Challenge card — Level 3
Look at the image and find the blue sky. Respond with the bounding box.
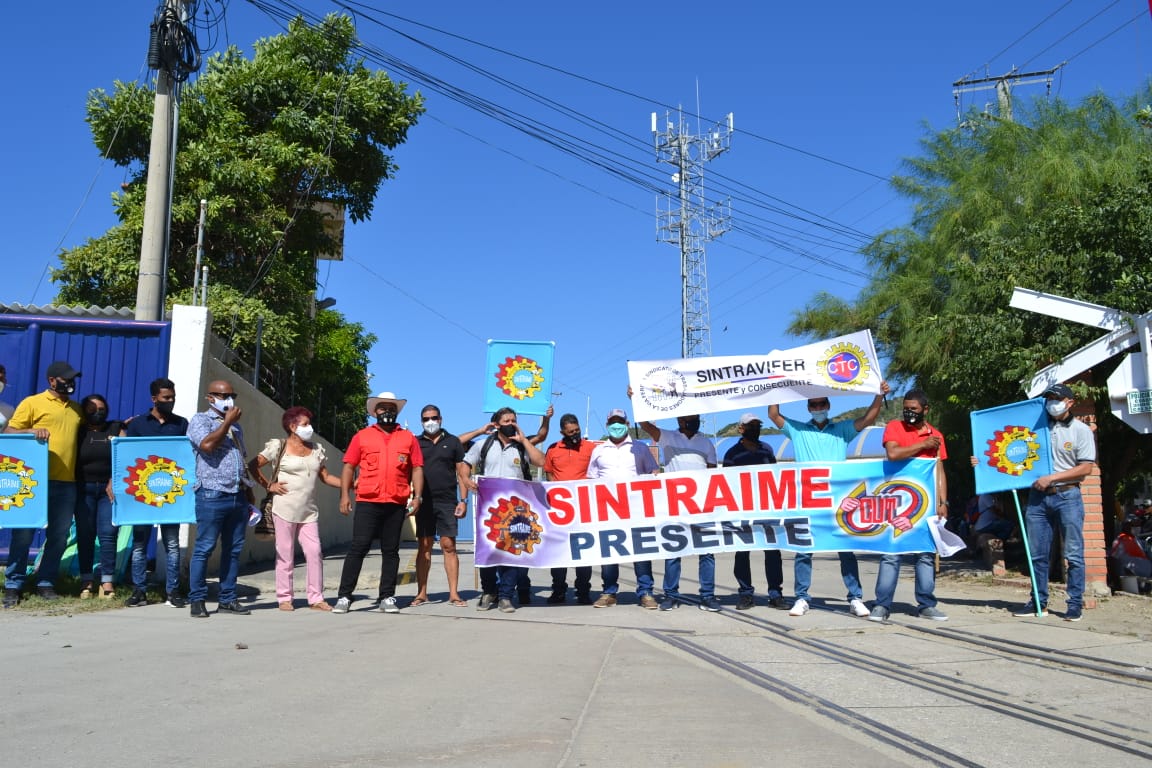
[2,1,1150,438]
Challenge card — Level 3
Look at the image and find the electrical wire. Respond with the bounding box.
[1019,0,1124,70]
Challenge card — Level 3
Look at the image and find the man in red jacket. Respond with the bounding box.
[333,391,424,615]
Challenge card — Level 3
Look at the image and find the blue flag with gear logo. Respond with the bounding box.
[970,398,1051,494]
[483,340,555,416]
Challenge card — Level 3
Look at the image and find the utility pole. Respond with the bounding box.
[136,0,199,320]
[952,64,1063,123]
[652,108,733,359]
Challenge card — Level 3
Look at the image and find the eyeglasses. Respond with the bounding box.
[209,392,237,399]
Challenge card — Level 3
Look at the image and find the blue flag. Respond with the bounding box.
[111,436,198,525]
[970,398,1051,494]
[0,434,50,529]
[483,340,555,416]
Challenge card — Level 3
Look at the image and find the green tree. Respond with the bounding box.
[54,14,422,445]
[788,87,1152,526]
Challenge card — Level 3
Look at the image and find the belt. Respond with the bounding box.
[1044,483,1080,494]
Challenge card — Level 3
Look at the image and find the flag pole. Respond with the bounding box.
[1013,491,1044,614]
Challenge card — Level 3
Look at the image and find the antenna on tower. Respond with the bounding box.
[652,106,733,359]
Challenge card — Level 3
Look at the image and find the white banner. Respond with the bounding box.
[627,330,883,422]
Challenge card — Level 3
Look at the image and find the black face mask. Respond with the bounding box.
[498,424,518,438]
[741,427,759,440]
[680,418,700,433]
[155,401,175,417]
[377,411,397,426]
[87,410,107,426]
[562,433,581,448]
[902,409,925,425]
[53,379,75,396]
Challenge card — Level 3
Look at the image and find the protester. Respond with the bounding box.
[3,361,84,608]
[460,407,546,613]
[767,381,889,617]
[586,408,660,608]
[73,394,121,600]
[543,413,597,604]
[869,388,949,622]
[412,404,468,608]
[186,380,253,618]
[250,406,341,611]
[1013,383,1096,621]
[635,402,721,611]
[122,378,189,608]
[333,392,424,615]
[721,414,786,610]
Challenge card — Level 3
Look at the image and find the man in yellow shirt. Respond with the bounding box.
[3,361,84,608]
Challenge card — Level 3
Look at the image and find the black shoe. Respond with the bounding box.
[575,592,592,605]
[767,595,786,609]
[125,590,148,607]
[36,586,59,601]
[736,595,755,611]
[189,600,210,618]
[518,590,532,605]
[165,595,186,609]
[2,588,19,609]
[217,601,251,615]
[546,589,567,605]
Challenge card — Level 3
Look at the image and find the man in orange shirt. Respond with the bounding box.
[333,391,424,615]
[543,414,597,604]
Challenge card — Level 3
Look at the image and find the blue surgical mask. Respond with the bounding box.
[810,410,829,424]
[607,423,629,439]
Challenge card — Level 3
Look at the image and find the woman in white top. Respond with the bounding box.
[249,406,341,611]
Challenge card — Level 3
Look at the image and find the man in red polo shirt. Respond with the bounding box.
[543,413,598,604]
[869,388,949,622]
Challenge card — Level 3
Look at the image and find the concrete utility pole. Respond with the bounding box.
[136,0,194,321]
[652,109,733,359]
[952,64,1063,123]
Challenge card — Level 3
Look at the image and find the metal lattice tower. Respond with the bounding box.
[653,109,733,358]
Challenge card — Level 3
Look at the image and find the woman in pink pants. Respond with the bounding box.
[249,407,341,611]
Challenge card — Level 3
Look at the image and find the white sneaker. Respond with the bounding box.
[332,597,351,614]
[850,599,870,617]
[381,596,400,614]
[788,598,809,616]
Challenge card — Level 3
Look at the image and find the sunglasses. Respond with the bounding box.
[210,392,237,399]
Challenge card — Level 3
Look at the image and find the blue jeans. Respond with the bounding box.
[794,552,864,603]
[662,554,716,599]
[188,489,248,603]
[600,561,654,597]
[131,524,181,595]
[733,549,784,597]
[874,552,937,610]
[5,481,77,589]
[74,481,117,583]
[496,566,528,601]
[1025,487,1085,611]
[478,566,530,597]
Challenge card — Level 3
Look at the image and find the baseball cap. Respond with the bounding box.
[739,413,761,426]
[606,408,629,422]
[1043,383,1074,400]
[46,361,80,379]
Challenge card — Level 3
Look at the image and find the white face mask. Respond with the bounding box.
[1046,400,1069,418]
[294,424,315,441]
[422,419,441,435]
[0,381,5,397]
[212,397,235,413]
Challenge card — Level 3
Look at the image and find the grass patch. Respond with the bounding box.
[4,576,167,615]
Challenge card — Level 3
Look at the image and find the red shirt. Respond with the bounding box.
[344,426,424,504]
[544,439,599,481]
[882,419,948,460]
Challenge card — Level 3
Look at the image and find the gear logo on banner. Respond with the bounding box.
[817,341,871,390]
[483,495,544,555]
[983,425,1041,476]
[835,480,929,538]
[495,355,545,400]
[637,365,687,413]
[123,454,189,507]
[0,456,37,511]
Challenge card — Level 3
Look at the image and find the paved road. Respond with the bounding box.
[4,548,1150,768]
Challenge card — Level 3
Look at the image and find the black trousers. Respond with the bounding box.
[337,502,407,600]
[550,566,593,594]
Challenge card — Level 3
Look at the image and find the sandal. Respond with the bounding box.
[449,598,468,607]
[79,584,94,600]
[409,597,428,608]
[99,585,115,599]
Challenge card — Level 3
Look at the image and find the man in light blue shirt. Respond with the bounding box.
[767,381,889,617]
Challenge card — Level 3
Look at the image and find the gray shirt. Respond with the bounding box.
[464,436,528,480]
[1049,416,1095,474]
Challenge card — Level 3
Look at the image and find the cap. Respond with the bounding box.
[606,408,629,422]
[738,413,761,426]
[366,391,407,415]
[1043,383,1074,400]
[46,361,80,379]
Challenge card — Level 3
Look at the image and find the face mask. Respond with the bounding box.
[422,419,441,435]
[53,379,75,396]
[155,401,175,417]
[680,418,700,433]
[87,410,107,426]
[1046,400,1069,418]
[0,381,5,396]
[741,426,760,439]
[376,411,397,425]
[902,408,924,425]
[212,397,234,413]
[809,410,829,424]
[607,423,629,439]
[562,433,581,447]
[498,423,518,438]
[294,424,315,441]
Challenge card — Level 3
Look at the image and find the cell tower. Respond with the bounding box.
[652,109,733,358]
